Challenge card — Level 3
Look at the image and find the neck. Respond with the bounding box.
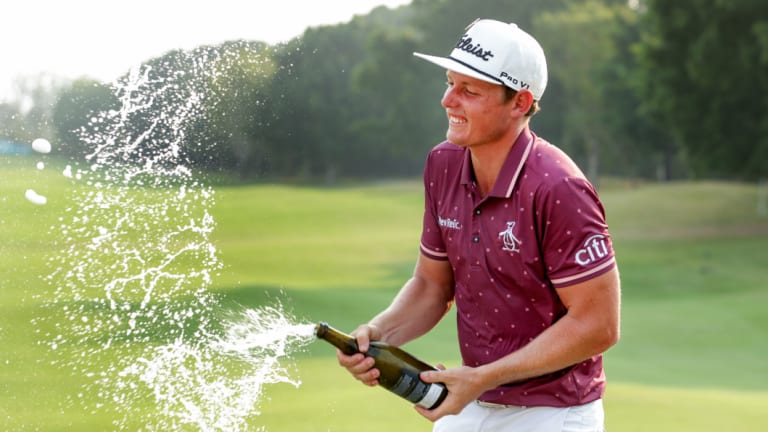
[471,125,527,196]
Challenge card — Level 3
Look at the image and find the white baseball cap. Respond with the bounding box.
[414,19,548,100]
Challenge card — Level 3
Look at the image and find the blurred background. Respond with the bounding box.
[1,0,767,430]
[2,0,766,183]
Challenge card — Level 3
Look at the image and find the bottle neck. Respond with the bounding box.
[315,322,359,356]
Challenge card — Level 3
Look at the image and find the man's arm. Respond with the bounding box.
[368,253,455,346]
[337,253,454,386]
[418,266,621,420]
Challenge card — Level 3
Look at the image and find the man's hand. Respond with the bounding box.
[414,365,485,422]
[336,324,381,386]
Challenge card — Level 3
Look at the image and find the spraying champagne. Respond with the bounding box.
[315,322,447,410]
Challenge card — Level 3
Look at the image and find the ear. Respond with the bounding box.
[512,90,534,116]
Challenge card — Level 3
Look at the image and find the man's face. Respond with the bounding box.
[440,70,515,148]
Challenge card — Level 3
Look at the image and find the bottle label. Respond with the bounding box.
[392,372,417,397]
[391,371,446,409]
[416,383,446,409]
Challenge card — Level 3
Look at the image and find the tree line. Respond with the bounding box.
[1,0,766,182]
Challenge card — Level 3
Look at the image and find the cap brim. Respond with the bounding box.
[413,52,503,86]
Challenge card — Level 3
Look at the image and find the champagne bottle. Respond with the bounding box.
[314,322,447,410]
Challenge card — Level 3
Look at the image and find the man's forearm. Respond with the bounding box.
[477,269,621,390]
[369,276,454,346]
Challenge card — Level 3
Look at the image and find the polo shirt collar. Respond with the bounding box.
[459,127,535,198]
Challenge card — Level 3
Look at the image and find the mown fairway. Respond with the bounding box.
[1,156,767,430]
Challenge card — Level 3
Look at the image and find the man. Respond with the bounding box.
[338,19,621,431]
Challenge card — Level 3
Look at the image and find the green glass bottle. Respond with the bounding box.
[315,322,448,410]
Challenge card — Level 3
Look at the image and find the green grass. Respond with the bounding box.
[2,156,767,430]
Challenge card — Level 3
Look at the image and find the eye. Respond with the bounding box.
[465,88,479,96]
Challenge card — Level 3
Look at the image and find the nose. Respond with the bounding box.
[441,86,458,109]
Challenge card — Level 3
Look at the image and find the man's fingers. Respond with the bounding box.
[420,368,443,384]
[359,367,380,386]
[337,351,379,385]
[336,351,364,367]
[352,325,373,352]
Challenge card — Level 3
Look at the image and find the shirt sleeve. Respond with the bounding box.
[538,176,616,288]
[420,151,449,261]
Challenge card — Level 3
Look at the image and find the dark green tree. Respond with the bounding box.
[2,74,64,146]
[200,41,277,178]
[267,17,388,181]
[535,0,662,180]
[349,27,440,176]
[0,102,26,142]
[636,0,768,179]
[52,79,118,158]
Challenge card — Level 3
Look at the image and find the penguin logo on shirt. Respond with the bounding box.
[499,221,521,253]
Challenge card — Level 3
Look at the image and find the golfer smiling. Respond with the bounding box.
[338,19,621,432]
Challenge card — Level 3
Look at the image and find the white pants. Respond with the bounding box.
[433,399,604,432]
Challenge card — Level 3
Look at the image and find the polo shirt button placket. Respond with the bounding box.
[472,207,481,244]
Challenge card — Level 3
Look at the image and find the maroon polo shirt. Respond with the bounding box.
[420,127,616,407]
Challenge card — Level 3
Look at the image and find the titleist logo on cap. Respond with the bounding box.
[455,35,494,61]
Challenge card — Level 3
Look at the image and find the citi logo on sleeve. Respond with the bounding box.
[574,234,610,266]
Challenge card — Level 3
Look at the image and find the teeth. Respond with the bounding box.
[449,115,466,124]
